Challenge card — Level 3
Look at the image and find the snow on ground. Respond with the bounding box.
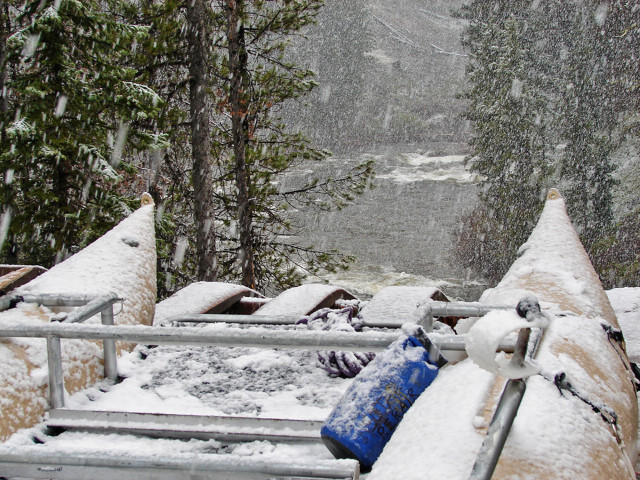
[4,321,355,466]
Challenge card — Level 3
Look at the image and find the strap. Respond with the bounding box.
[9,295,23,309]
[541,370,621,443]
[602,323,639,391]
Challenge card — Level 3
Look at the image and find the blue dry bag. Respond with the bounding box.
[321,328,447,470]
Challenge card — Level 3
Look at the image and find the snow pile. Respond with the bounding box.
[366,358,495,479]
[607,287,640,363]
[4,331,355,468]
[359,285,442,327]
[254,284,350,317]
[0,197,156,440]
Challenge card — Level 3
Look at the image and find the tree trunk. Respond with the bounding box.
[0,3,17,265]
[186,0,217,281]
[0,2,8,117]
[225,0,255,288]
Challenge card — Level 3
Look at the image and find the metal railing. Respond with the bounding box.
[0,297,516,410]
[0,295,523,480]
[0,292,122,408]
[468,297,547,480]
[166,300,513,329]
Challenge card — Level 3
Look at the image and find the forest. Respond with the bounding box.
[0,0,374,298]
[0,0,638,298]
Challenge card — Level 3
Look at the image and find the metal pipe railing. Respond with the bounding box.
[0,292,123,400]
[0,446,360,480]
[468,297,547,480]
[0,292,117,311]
[0,296,516,411]
[166,301,514,330]
[46,335,65,410]
[0,322,515,353]
[0,320,516,409]
[424,301,512,323]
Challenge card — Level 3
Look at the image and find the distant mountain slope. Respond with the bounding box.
[285,0,469,155]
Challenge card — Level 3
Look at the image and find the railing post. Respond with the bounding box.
[101,305,118,381]
[417,304,434,331]
[468,297,547,480]
[47,335,65,409]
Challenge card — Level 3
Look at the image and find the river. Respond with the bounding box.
[282,150,489,301]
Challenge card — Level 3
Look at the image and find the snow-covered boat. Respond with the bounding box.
[0,188,637,480]
[0,194,157,441]
[368,188,638,479]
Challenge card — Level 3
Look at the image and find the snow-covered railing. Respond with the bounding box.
[0,320,516,410]
[0,446,360,480]
[166,301,513,329]
[0,292,123,408]
[0,298,519,411]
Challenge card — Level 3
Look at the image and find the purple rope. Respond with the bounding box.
[298,306,375,378]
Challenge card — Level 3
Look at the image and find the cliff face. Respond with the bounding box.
[281,1,479,297]
[285,0,470,155]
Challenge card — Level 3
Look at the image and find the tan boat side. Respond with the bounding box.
[0,194,157,441]
[368,188,638,479]
[485,189,637,479]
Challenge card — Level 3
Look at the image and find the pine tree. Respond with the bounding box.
[543,1,619,252]
[213,0,373,292]
[581,1,640,289]
[123,0,219,295]
[187,0,218,282]
[453,0,637,285]
[452,1,551,282]
[0,0,163,266]
[127,1,373,295]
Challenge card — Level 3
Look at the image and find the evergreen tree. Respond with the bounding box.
[453,1,551,282]
[543,1,619,252]
[215,0,373,292]
[126,1,373,295]
[453,0,638,285]
[123,0,220,295]
[0,0,163,266]
[187,0,218,282]
[586,1,640,289]
[592,206,640,289]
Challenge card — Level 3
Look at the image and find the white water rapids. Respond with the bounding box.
[282,151,488,300]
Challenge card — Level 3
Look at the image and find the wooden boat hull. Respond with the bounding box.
[368,189,638,479]
[0,194,157,441]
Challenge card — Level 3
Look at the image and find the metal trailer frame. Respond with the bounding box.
[0,447,360,480]
[0,293,518,480]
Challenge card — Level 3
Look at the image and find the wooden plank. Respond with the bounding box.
[154,282,263,325]
[0,265,46,294]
